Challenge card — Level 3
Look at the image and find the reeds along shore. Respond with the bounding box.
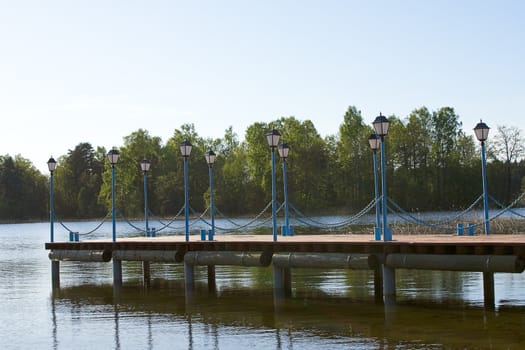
[377,217,525,235]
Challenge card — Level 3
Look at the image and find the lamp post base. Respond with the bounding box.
[280,226,294,236]
[384,227,392,241]
[374,227,381,241]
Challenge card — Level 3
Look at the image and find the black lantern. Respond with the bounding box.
[205,150,216,166]
[265,129,281,148]
[278,143,290,159]
[179,140,193,158]
[140,159,151,173]
[107,148,120,165]
[368,134,381,151]
[373,113,390,138]
[47,157,57,173]
[474,120,490,143]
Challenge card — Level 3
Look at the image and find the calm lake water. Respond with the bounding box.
[2,220,525,349]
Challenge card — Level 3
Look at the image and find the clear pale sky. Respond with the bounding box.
[1,0,524,173]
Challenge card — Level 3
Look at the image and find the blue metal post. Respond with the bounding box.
[111,165,117,242]
[380,138,391,241]
[282,159,289,235]
[271,148,278,242]
[49,172,55,242]
[372,151,381,241]
[184,157,190,242]
[481,141,490,234]
[209,166,215,237]
[143,171,149,236]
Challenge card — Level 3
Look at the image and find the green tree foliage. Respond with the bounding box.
[243,121,274,213]
[0,155,48,220]
[334,107,374,209]
[489,125,525,203]
[388,108,433,210]
[2,106,525,222]
[428,107,465,209]
[117,129,162,217]
[275,117,331,210]
[54,143,106,218]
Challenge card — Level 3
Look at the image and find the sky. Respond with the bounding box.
[1,0,524,173]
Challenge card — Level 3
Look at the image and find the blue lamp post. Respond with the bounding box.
[278,142,291,236]
[474,120,490,235]
[368,134,381,241]
[266,129,281,242]
[180,140,193,242]
[373,113,391,241]
[107,148,120,242]
[205,150,216,239]
[140,159,151,237]
[47,157,57,242]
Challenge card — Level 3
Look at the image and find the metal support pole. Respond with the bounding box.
[111,165,117,242]
[374,266,383,302]
[380,138,391,241]
[209,166,215,237]
[382,264,395,303]
[271,148,278,242]
[184,157,190,242]
[207,265,216,292]
[282,159,289,235]
[144,171,149,236]
[273,264,285,300]
[184,261,195,293]
[113,259,122,287]
[49,172,55,242]
[51,260,60,289]
[142,261,150,288]
[483,272,495,308]
[373,151,381,241]
[481,142,490,235]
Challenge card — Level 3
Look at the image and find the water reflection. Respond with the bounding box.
[50,281,525,349]
[114,304,121,350]
[51,291,58,350]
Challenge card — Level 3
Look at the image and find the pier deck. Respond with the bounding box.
[45,234,525,306]
[45,233,525,256]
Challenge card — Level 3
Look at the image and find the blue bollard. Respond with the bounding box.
[150,227,156,237]
[280,226,287,236]
[208,229,214,241]
[457,223,464,236]
[468,223,475,236]
[200,229,207,241]
[288,226,294,236]
[70,232,79,241]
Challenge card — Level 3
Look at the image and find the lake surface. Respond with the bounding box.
[2,221,525,349]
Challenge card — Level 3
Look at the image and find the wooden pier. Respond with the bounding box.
[45,234,525,307]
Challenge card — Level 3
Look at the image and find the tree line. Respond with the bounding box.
[1,105,524,222]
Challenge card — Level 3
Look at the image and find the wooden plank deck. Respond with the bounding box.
[45,233,525,257]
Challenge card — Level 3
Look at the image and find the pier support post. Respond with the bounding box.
[51,261,60,289]
[184,261,195,294]
[273,266,292,298]
[382,265,396,303]
[142,261,151,288]
[207,265,216,292]
[374,267,383,302]
[113,259,122,288]
[483,272,495,308]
